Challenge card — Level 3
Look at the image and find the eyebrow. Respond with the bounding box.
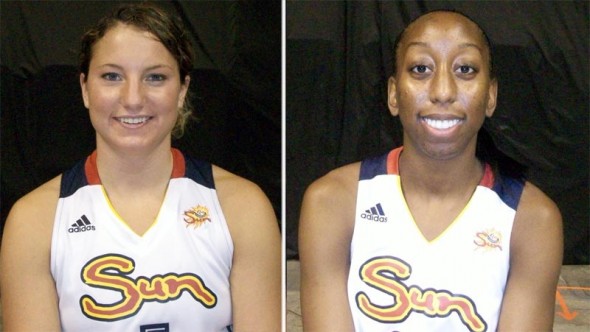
[406,41,483,52]
[97,63,174,71]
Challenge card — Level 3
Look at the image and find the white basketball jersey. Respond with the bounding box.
[51,149,234,331]
[348,147,523,332]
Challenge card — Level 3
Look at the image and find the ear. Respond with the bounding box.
[388,76,399,116]
[178,75,191,109]
[80,73,89,109]
[485,78,498,117]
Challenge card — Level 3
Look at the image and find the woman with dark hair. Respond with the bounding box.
[299,10,562,331]
[0,4,280,331]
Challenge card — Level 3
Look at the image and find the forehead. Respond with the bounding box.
[91,24,176,65]
[400,12,488,53]
[96,24,159,49]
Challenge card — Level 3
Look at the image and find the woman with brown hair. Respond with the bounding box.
[1,3,280,331]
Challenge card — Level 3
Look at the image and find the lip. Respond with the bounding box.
[114,116,153,128]
[420,115,464,136]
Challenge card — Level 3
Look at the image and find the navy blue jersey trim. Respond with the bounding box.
[60,159,88,198]
[359,153,388,181]
[60,152,216,198]
[491,175,525,211]
[359,150,524,210]
[184,156,215,190]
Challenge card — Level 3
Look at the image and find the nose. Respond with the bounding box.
[429,67,457,105]
[121,79,144,111]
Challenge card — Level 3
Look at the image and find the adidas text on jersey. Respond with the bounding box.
[68,215,96,233]
[360,203,388,222]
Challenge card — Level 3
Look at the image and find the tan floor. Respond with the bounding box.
[287,260,303,332]
[286,260,590,332]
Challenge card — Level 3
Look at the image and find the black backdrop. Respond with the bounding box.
[287,1,589,264]
[2,1,589,265]
[1,1,282,237]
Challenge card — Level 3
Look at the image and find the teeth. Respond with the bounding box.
[423,118,461,130]
[119,117,149,124]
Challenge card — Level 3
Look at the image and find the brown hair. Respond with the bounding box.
[79,3,195,138]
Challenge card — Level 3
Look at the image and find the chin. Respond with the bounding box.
[107,137,164,152]
[420,142,467,161]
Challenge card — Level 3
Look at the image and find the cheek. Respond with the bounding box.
[458,86,488,112]
[152,93,181,114]
[397,83,427,108]
[151,85,183,108]
[86,87,118,112]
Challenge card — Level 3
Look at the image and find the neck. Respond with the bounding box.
[399,143,483,196]
[95,141,174,194]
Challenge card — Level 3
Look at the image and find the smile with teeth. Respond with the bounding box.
[118,116,151,125]
[422,117,462,130]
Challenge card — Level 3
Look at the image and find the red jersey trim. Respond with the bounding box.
[171,148,186,179]
[385,146,494,187]
[85,151,101,185]
[386,147,402,175]
[479,164,494,188]
[84,149,186,185]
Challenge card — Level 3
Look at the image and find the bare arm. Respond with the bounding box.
[214,167,281,332]
[299,164,359,331]
[0,177,62,331]
[497,182,563,331]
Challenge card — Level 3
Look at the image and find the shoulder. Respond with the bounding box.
[8,175,62,228]
[211,166,281,330]
[515,181,562,231]
[0,175,63,332]
[511,181,563,259]
[303,162,361,208]
[212,165,272,212]
[2,175,62,269]
[299,162,361,244]
[211,165,278,238]
[497,181,563,330]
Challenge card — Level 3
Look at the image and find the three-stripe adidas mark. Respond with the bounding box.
[68,215,96,233]
[360,203,388,222]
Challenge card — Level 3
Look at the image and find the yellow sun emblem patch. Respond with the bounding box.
[474,228,503,251]
[184,205,211,228]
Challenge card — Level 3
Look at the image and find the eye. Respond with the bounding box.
[411,65,431,74]
[101,72,122,81]
[456,65,476,75]
[146,74,167,82]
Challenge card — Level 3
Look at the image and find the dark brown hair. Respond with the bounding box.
[79,3,195,137]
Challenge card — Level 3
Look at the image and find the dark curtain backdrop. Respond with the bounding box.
[1,1,282,237]
[287,1,589,264]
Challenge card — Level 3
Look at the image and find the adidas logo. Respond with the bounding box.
[360,203,388,222]
[68,215,96,233]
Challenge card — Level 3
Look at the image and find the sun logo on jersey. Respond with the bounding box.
[80,254,217,321]
[474,228,503,251]
[356,256,487,331]
[184,205,211,228]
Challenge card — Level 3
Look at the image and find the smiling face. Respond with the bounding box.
[80,23,189,154]
[388,11,497,161]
